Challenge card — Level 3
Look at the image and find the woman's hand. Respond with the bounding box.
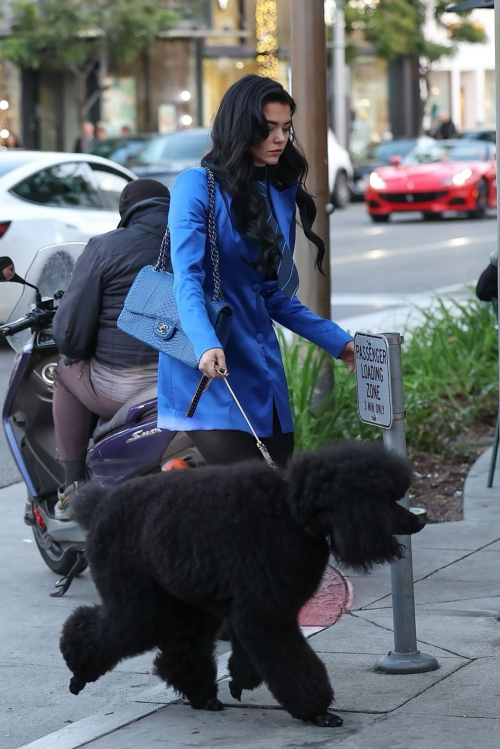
[339,340,355,373]
[199,348,227,379]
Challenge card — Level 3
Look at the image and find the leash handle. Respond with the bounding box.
[186,375,211,418]
[215,366,276,469]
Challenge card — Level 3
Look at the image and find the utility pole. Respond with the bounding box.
[290,0,330,320]
[333,0,347,147]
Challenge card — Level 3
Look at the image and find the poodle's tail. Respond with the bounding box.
[72,482,108,531]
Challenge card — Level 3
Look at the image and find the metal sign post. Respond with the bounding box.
[354,332,439,674]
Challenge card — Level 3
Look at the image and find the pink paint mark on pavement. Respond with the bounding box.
[298,565,352,627]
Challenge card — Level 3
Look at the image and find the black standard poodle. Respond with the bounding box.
[60,441,424,728]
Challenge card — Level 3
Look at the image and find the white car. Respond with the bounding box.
[328,129,353,208]
[0,151,135,322]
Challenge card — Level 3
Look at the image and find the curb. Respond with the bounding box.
[19,623,335,749]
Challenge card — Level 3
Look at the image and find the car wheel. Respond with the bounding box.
[467,178,488,219]
[370,214,390,223]
[332,170,350,208]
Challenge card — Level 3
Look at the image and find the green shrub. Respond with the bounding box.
[279,298,498,455]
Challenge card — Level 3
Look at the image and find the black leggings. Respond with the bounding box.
[188,406,294,469]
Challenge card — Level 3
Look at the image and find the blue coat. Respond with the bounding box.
[157,168,352,437]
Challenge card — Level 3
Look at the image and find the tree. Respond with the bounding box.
[345,0,487,128]
[1,0,178,125]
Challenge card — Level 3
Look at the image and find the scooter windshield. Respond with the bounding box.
[6,242,87,352]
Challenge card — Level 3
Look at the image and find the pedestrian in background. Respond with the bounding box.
[158,74,355,469]
[96,123,106,141]
[436,113,458,140]
[4,132,22,148]
[476,250,498,305]
[74,121,98,153]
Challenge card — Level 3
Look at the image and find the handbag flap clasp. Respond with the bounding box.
[154,320,176,339]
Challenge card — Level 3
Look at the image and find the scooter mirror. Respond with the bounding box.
[0,255,41,302]
[0,256,15,281]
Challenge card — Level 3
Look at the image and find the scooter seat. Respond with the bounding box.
[92,386,158,443]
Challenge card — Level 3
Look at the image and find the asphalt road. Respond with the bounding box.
[0,202,497,748]
[330,202,496,320]
[0,203,496,490]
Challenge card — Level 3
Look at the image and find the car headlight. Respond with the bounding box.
[442,168,473,187]
[369,172,387,190]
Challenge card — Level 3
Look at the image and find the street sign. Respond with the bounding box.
[354,332,393,428]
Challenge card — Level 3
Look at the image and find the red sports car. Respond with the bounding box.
[365,139,496,222]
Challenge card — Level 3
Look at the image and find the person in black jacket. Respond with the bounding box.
[52,178,170,519]
[476,250,498,304]
[436,113,458,140]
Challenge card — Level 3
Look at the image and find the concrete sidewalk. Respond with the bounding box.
[21,446,500,749]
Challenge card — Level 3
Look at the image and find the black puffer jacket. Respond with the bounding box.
[53,197,169,368]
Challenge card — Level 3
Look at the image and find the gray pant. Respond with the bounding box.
[53,360,125,462]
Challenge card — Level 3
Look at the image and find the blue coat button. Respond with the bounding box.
[256,333,264,343]
[252,283,260,292]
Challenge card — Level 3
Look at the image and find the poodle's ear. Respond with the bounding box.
[285,448,339,535]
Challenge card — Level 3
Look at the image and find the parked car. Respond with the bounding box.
[365,139,496,223]
[460,129,496,144]
[131,127,353,207]
[351,137,435,198]
[130,128,211,189]
[0,151,135,321]
[328,129,353,208]
[88,134,154,167]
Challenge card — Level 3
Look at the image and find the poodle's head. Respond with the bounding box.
[286,441,424,572]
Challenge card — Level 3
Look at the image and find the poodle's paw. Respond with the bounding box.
[205,697,224,712]
[69,675,87,695]
[190,696,224,712]
[229,680,242,701]
[309,710,343,728]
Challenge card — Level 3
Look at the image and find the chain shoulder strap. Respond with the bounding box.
[154,168,222,302]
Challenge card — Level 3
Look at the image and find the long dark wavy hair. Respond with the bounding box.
[202,74,326,277]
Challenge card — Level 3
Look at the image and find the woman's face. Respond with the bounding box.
[251,101,292,167]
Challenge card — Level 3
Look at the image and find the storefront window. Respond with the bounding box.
[484,70,495,126]
[350,57,389,155]
[0,59,21,148]
[102,77,137,137]
[165,0,209,28]
[426,71,451,134]
[202,57,289,126]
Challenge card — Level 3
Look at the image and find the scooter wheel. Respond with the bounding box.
[32,526,88,576]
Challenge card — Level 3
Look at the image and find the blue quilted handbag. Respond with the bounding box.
[118,168,232,368]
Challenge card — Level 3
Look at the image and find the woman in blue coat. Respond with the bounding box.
[158,75,354,466]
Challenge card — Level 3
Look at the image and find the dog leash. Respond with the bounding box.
[185,366,276,469]
[186,374,211,418]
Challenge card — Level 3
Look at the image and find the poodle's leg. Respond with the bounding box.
[228,632,263,701]
[153,601,222,712]
[232,614,342,727]
[60,581,162,694]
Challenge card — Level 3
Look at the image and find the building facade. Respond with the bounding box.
[0,0,294,151]
[426,9,495,132]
